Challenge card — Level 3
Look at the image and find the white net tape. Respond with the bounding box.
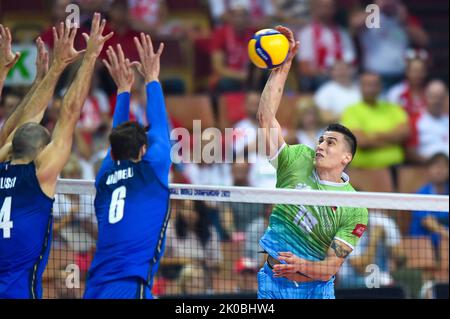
[56,179,449,212]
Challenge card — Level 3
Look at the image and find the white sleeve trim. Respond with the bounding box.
[268,143,287,162]
[334,237,355,251]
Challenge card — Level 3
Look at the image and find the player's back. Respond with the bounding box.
[87,159,170,287]
[0,162,54,299]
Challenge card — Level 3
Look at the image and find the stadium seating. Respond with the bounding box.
[401,236,436,270]
[346,168,395,193]
[166,95,215,131]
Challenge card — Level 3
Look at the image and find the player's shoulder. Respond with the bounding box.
[277,143,315,162]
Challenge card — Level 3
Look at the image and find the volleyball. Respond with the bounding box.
[248,29,290,70]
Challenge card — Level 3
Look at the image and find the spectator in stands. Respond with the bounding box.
[314,60,361,123]
[53,156,97,284]
[341,72,410,169]
[210,1,256,93]
[409,153,449,254]
[230,162,265,237]
[244,205,272,265]
[232,91,277,188]
[208,0,275,28]
[76,70,111,149]
[165,201,224,286]
[271,0,311,31]
[407,80,449,163]
[41,0,88,51]
[293,96,326,149]
[100,0,140,61]
[234,257,259,293]
[297,0,356,91]
[127,0,168,35]
[0,89,21,130]
[178,264,208,295]
[350,0,429,89]
[338,209,406,288]
[387,53,429,159]
[78,0,108,27]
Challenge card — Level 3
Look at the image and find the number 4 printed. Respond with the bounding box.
[0,197,13,239]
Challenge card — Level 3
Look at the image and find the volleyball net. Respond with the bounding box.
[44,179,449,299]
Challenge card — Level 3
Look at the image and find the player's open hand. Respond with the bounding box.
[0,24,20,72]
[103,44,135,94]
[133,32,164,83]
[272,252,304,277]
[274,26,299,65]
[52,21,85,66]
[82,13,114,59]
[35,37,49,82]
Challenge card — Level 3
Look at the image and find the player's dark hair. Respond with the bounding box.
[325,123,357,159]
[109,121,147,161]
[11,123,51,160]
[427,152,449,166]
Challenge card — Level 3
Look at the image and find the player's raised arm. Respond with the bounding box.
[257,26,299,159]
[103,44,135,128]
[0,37,49,147]
[0,22,85,147]
[0,24,20,99]
[133,33,171,177]
[35,13,113,197]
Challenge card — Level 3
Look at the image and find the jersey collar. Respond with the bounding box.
[313,169,350,187]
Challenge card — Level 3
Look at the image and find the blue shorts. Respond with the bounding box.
[257,263,335,299]
[84,277,153,299]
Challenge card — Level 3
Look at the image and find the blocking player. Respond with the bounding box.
[0,13,113,298]
[84,34,171,299]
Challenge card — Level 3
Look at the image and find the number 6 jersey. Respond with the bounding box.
[86,82,172,290]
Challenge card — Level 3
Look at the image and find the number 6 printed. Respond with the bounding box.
[109,186,126,224]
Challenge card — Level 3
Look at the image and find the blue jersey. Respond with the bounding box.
[0,162,54,299]
[86,82,171,290]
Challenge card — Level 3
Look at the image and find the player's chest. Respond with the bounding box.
[292,204,340,238]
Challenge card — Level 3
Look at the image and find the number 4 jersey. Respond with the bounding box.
[86,157,171,288]
[0,162,54,298]
[259,144,368,263]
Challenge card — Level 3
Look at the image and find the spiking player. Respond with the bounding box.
[0,13,113,298]
[256,26,368,299]
[84,34,171,299]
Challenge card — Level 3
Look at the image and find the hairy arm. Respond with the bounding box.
[35,13,113,198]
[257,26,299,158]
[0,22,85,147]
[0,24,21,99]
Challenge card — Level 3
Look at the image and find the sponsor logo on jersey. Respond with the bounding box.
[352,224,367,238]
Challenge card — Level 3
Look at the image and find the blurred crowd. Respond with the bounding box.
[1,0,448,298]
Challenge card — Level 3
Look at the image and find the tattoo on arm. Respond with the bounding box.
[331,240,351,259]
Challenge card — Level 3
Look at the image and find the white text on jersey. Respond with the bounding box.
[0,177,17,190]
[106,168,134,185]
